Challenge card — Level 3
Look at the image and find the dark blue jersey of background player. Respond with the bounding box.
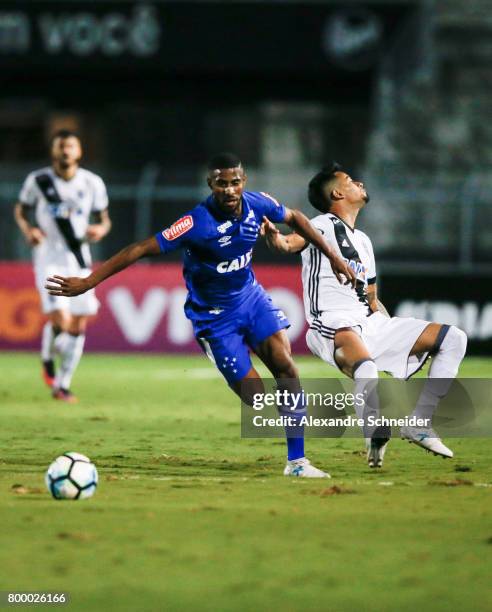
[154,190,288,320]
[46,153,356,477]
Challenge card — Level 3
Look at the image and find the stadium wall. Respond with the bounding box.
[1,262,491,355]
[0,262,307,354]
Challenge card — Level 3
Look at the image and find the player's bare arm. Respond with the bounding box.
[86,209,112,243]
[262,212,356,287]
[13,202,45,246]
[45,235,161,296]
[261,217,307,254]
[366,284,390,318]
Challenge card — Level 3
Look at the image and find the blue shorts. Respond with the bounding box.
[192,285,290,385]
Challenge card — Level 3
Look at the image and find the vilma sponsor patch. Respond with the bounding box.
[163,215,194,241]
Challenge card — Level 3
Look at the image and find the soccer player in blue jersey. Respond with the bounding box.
[46,153,356,477]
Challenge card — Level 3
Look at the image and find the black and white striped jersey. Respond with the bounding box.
[300,213,376,323]
[19,167,108,268]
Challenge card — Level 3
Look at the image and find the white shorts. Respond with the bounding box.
[34,261,99,316]
[306,311,430,379]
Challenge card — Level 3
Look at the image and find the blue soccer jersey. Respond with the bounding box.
[155,191,286,320]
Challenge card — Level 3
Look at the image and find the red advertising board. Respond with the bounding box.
[0,262,310,353]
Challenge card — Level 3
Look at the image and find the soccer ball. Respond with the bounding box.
[45,452,98,500]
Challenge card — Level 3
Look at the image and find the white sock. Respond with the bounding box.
[412,326,467,423]
[353,359,380,438]
[41,322,56,361]
[54,332,70,355]
[429,326,467,379]
[55,334,86,390]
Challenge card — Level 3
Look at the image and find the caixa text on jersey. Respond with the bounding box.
[216,251,253,274]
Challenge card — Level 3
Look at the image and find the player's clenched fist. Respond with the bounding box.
[86,224,107,243]
[25,227,45,246]
[45,275,90,297]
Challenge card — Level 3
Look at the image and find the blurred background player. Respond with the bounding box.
[262,163,468,468]
[45,152,356,477]
[13,130,111,403]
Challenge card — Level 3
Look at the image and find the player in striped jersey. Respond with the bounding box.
[14,130,111,402]
[262,163,467,468]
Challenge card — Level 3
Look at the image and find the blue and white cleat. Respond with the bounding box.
[283,457,330,478]
[400,425,453,458]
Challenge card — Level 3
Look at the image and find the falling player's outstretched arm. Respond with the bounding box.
[366,284,390,318]
[362,233,389,316]
[261,213,356,286]
[45,236,161,297]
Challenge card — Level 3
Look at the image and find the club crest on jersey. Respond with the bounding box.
[260,192,280,207]
[217,250,252,273]
[346,258,366,280]
[163,215,193,241]
[217,220,233,234]
[49,203,71,219]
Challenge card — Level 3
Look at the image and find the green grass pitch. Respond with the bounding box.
[0,352,491,611]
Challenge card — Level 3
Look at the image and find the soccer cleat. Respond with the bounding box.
[42,360,56,388]
[283,457,330,478]
[400,425,453,458]
[366,438,389,468]
[366,425,391,468]
[52,388,78,404]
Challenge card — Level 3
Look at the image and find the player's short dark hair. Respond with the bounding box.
[208,152,242,171]
[308,162,343,213]
[50,129,81,146]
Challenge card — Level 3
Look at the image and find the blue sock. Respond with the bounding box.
[277,387,306,461]
[287,436,305,461]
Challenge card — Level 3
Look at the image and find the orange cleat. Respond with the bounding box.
[42,360,56,388]
[52,388,78,404]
